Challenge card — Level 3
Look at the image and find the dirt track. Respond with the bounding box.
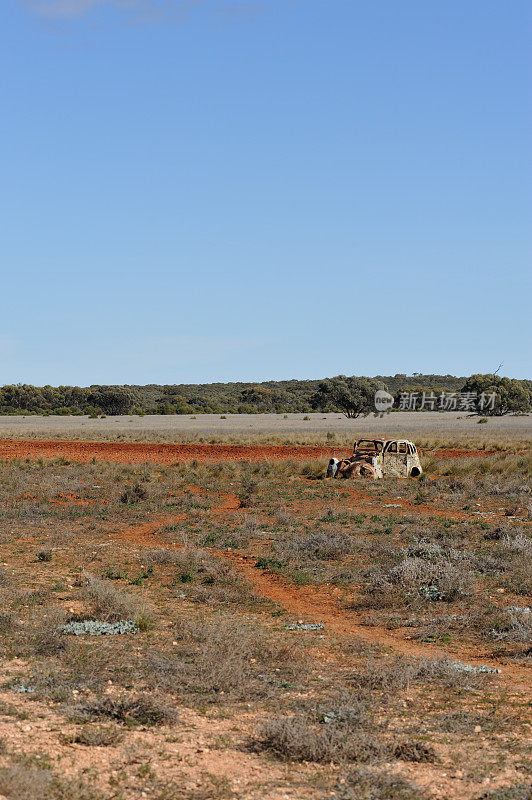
[3,439,529,689]
[222,552,532,688]
[102,492,531,691]
[0,439,493,464]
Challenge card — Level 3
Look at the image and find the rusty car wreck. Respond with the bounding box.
[327,438,422,479]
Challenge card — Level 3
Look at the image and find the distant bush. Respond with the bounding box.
[0,766,100,800]
[461,374,531,416]
[0,374,509,416]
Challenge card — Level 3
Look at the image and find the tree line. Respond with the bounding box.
[0,374,529,417]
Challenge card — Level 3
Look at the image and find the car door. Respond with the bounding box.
[383,441,408,476]
[383,440,399,475]
[397,441,409,475]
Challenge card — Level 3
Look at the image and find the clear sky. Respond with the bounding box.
[1,0,530,385]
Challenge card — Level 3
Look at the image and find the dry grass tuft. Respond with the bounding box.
[335,767,423,800]
[393,741,436,763]
[274,530,353,564]
[353,655,488,691]
[61,724,123,746]
[120,482,149,504]
[252,712,384,764]
[169,548,252,605]
[0,766,101,800]
[81,572,145,622]
[70,694,176,727]
[142,547,179,565]
[149,613,296,700]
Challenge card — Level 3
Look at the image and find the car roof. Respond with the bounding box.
[355,438,416,445]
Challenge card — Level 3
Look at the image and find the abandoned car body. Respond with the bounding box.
[327,439,422,479]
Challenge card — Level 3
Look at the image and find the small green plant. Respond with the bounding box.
[120,483,148,504]
[292,569,313,586]
[413,488,428,505]
[478,417,488,424]
[129,566,154,585]
[136,612,154,631]
[36,548,52,563]
[102,566,126,581]
[255,556,284,571]
[176,570,195,583]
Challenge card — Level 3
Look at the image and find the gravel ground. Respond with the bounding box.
[0,411,530,443]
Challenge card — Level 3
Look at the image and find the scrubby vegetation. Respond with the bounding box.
[1,373,529,416]
[0,449,530,799]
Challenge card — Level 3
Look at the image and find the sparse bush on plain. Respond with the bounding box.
[274,507,291,524]
[352,655,488,692]
[491,608,532,647]
[25,607,67,656]
[252,711,384,764]
[0,766,101,800]
[393,741,436,763]
[81,572,145,622]
[274,531,353,564]
[149,613,296,700]
[120,482,148,504]
[238,475,260,508]
[62,724,123,747]
[0,612,14,633]
[69,694,176,727]
[377,557,473,602]
[168,548,249,604]
[335,767,423,800]
[472,786,532,800]
[142,547,179,565]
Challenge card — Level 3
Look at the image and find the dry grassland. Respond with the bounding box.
[0,416,530,799]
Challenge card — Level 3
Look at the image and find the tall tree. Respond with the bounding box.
[461,374,531,415]
[312,376,381,418]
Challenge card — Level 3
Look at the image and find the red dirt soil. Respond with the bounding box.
[98,492,531,692]
[220,552,532,689]
[0,439,492,464]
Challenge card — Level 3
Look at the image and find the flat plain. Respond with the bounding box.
[0,413,530,800]
[1,411,530,444]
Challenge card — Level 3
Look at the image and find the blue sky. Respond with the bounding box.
[1,0,530,385]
